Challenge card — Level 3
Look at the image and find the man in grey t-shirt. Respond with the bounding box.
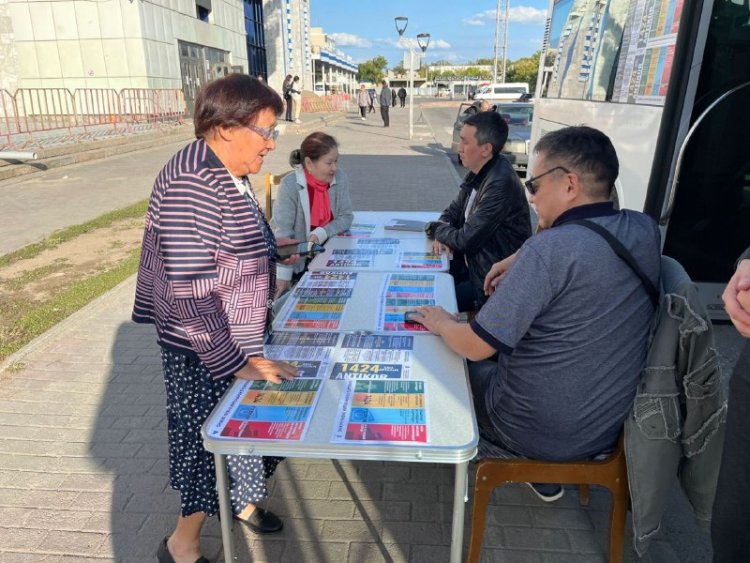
[415,126,660,497]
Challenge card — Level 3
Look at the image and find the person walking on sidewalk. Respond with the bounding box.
[290,76,302,123]
[398,87,407,108]
[356,84,370,120]
[367,88,375,113]
[712,245,750,562]
[379,80,391,127]
[391,88,397,107]
[132,74,300,563]
[282,74,293,121]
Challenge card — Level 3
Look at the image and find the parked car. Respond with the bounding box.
[451,101,533,175]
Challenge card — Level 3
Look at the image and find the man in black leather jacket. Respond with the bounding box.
[426,111,531,311]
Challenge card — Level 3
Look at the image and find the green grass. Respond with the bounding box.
[0,248,141,362]
[0,201,148,364]
[0,199,148,269]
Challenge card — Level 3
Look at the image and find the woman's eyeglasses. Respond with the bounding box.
[245,123,279,142]
[524,166,570,195]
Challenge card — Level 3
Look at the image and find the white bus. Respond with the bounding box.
[532,0,750,316]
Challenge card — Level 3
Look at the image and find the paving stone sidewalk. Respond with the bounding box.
[0,105,713,562]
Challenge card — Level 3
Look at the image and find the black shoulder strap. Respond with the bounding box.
[567,219,659,307]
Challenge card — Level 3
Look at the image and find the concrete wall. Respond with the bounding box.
[0,0,19,91]
[6,0,248,90]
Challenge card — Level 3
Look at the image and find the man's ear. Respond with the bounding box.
[565,170,583,201]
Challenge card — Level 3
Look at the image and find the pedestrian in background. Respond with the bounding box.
[356,84,370,120]
[133,74,300,563]
[392,88,397,107]
[282,74,293,121]
[398,87,407,108]
[379,80,391,127]
[290,76,302,123]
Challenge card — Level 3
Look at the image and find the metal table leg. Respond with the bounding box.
[450,461,469,563]
[215,453,235,563]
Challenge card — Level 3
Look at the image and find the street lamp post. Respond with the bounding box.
[394,16,430,140]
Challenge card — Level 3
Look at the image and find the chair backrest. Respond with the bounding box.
[263,170,292,219]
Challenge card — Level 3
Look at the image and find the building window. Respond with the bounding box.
[244,0,267,79]
[196,0,212,22]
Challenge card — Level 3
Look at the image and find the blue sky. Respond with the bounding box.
[310,0,550,67]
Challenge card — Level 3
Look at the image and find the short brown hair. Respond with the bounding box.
[193,74,283,139]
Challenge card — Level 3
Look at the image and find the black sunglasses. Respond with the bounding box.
[524,166,570,195]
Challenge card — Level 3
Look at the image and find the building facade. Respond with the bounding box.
[310,27,356,94]
[0,0,322,109]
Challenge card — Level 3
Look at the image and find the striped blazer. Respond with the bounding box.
[132,139,276,379]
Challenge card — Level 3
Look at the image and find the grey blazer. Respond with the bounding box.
[270,168,354,280]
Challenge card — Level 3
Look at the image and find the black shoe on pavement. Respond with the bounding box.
[156,536,210,563]
[235,507,284,535]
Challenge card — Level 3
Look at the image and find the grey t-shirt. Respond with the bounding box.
[471,203,661,460]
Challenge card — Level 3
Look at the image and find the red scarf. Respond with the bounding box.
[304,168,333,228]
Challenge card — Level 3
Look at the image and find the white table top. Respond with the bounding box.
[338,211,441,240]
[272,271,458,334]
[308,236,449,272]
[202,332,478,463]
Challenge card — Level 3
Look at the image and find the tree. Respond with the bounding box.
[357,56,388,84]
[473,58,494,66]
[391,63,406,76]
[506,51,543,91]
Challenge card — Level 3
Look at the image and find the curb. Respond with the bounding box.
[0,274,137,376]
[0,125,196,182]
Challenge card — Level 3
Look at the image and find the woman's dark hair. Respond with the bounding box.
[289,132,338,167]
[194,74,283,139]
[293,76,300,81]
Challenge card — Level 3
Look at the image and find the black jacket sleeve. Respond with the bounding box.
[438,186,470,226]
[434,173,518,253]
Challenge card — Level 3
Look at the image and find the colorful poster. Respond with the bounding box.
[377,273,436,332]
[208,379,322,441]
[613,0,684,105]
[356,238,400,254]
[332,380,428,444]
[337,223,376,237]
[340,334,414,364]
[265,331,338,361]
[397,252,444,269]
[279,272,358,330]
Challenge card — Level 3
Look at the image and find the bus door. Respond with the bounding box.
[647,0,750,319]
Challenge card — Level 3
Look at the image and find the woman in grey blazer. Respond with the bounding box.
[270,132,353,296]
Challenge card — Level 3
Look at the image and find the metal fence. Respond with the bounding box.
[0,88,186,148]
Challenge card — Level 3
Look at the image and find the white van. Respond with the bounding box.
[474,82,529,102]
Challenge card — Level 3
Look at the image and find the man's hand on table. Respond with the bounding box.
[414,306,458,336]
[723,258,750,337]
[235,356,298,384]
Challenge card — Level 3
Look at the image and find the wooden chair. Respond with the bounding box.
[467,432,629,563]
[263,170,292,219]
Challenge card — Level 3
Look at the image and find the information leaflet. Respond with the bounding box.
[332,380,428,444]
[337,223,376,238]
[207,379,322,441]
[279,272,357,330]
[377,273,436,332]
[397,251,444,269]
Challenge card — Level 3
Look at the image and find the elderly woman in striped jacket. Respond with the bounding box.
[132,74,299,563]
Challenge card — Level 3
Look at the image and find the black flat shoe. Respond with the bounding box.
[235,507,283,535]
[156,536,210,563]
